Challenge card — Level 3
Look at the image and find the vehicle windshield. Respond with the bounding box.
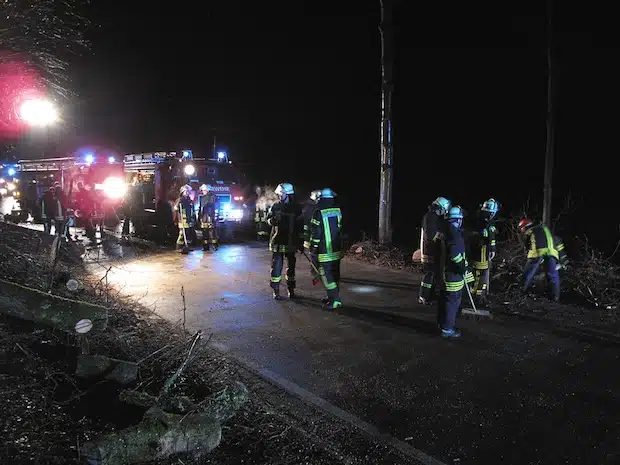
[201,163,242,184]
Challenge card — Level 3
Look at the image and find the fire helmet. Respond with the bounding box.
[320,188,336,199]
[200,184,212,193]
[275,183,295,196]
[446,206,464,221]
[481,198,499,218]
[179,184,191,195]
[518,218,534,233]
[432,197,451,215]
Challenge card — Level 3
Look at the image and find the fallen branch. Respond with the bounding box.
[75,354,138,385]
[0,278,108,333]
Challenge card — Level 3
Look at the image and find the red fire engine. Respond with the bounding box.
[123,149,251,239]
[17,154,127,224]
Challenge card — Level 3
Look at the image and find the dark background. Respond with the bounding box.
[21,1,620,246]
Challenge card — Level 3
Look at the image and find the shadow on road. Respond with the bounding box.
[294,296,439,336]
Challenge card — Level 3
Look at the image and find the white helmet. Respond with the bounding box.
[180,184,191,195]
[310,189,321,202]
[320,188,336,199]
[275,183,294,196]
[200,184,211,193]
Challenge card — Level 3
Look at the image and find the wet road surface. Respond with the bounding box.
[88,242,620,465]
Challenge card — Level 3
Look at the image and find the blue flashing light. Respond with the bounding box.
[85,153,94,164]
[217,151,226,159]
[7,168,16,176]
[108,156,115,163]
[222,202,232,211]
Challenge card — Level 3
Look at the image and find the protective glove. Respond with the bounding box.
[489,251,496,261]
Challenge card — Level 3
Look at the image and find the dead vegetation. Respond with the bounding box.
[0,222,356,464]
[347,233,418,270]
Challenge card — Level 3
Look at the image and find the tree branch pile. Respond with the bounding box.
[347,234,417,270]
[489,218,620,312]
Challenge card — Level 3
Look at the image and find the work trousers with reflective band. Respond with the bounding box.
[522,256,560,300]
[176,211,191,245]
[437,273,464,331]
[472,268,489,297]
[176,228,193,245]
[270,252,297,290]
[319,259,341,303]
[201,221,218,246]
[419,262,438,301]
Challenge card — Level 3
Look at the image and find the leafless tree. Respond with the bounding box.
[0,0,91,98]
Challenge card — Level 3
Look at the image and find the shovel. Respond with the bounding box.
[460,274,491,317]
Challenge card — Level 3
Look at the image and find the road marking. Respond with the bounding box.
[209,341,448,465]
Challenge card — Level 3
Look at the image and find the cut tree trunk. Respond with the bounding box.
[81,406,222,465]
[0,278,108,333]
[119,381,250,418]
[76,355,138,385]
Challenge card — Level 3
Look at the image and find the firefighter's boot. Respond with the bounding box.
[287,287,296,299]
[270,283,281,300]
[322,299,343,310]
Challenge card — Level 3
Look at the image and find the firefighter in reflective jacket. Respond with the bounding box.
[467,198,499,306]
[436,206,469,338]
[199,184,219,251]
[419,196,451,305]
[518,218,567,302]
[267,183,303,299]
[308,188,343,309]
[174,185,194,253]
[301,189,321,249]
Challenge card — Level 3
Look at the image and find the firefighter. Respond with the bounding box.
[254,186,269,241]
[39,184,55,234]
[51,183,69,239]
[436,205,467,338]
[301,189,321,249]
[75,182,96,238]
[308,188,343,309]
[267,183,303,299]
[467,198,499,307]
[174,185,194,253]
[198,184,219,251]
[518,218,567,302]
[418,196,451,305]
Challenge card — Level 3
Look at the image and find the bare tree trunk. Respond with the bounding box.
[543,0,555,226]
[378,0,394,244]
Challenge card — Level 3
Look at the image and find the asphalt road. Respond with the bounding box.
[88,242,620,465]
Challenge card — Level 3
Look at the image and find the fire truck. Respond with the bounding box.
[123,149,251,239]
[15,154,127,224]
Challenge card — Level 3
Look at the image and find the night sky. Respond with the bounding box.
[36,1,620,243]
